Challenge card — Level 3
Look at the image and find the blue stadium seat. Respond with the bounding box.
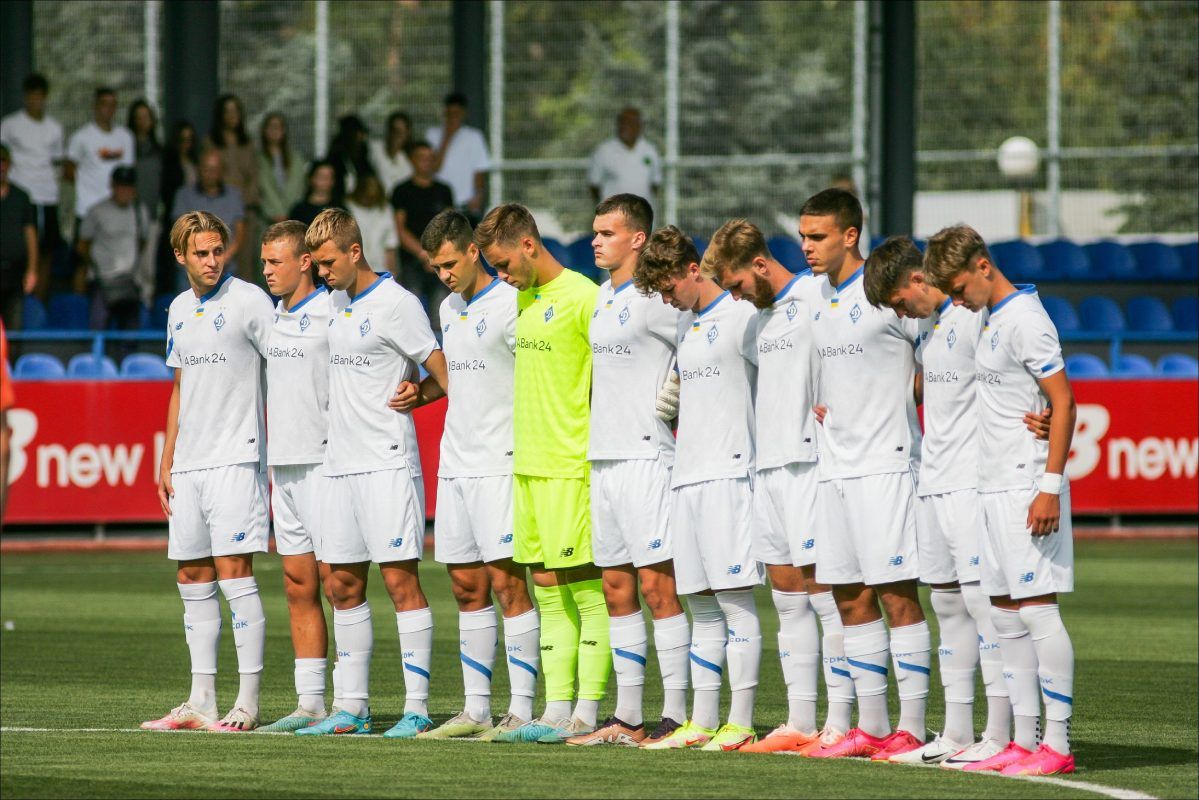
[767,236,808,273]
[14,353,66,379]
[67,353,119,379]
[1078,296,1125,333]
[1128,242,1183,280]
[1125,296,1174,333]
[1172,296,1198,332]
[989,240,1045,280]
[1065,353,1109,378]
[47,293,91,330]
[691,235,708,257]
[1037,240,1091,280]
[1083,241,1137,280]
[1174,241,1198,280]
[541,237,571,268]
[21,295,48,330]
[120,353,172,379]
[1113,353,1155,377]
[1041,296,1080,333]
[568,238,596,272]
[1157,353,1199,378]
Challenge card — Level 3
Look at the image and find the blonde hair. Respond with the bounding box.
[633,225,699,296]
[474,203,541,250]
[923,224,992,290]
[701,218,770,280]
[170,210,230,255]
[304,207,363,252]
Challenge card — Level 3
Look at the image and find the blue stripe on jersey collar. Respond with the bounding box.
[835,265,864,293]
[937,296,953,316]
[350,272,390,304]
[612,279,635,295]
[990,283,1036,315]
[286,285,327,313]
[466,277,500,306]
[199,271,233,303]
[773,275,801,304]
[698,290,729,317]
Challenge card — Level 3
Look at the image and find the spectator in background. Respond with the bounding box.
[0,73,61,302]
[157,121,198,296]
[67,88,135,226]
[391,140,453,324]
[76,166,150,330]
[369,110,413,196]
[288,160,339,227]
[347,173,397,275]
[588,106,661,209]
[128,100,162,220]
[1,320,13,518]
[172,148,245,265]
[257,112,307,226]
[326,114,373,197]
[426,92,489,221]
[0,144,38,330]
[208,94,260,284]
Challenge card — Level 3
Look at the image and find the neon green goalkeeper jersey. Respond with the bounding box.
[513,267,599,478]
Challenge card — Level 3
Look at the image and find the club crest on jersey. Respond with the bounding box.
[707,324,719,344]
[618,306,630,326]
[849,303,862,324]
[990,330,1000,350]
[947,328,957,348]
[476,318,487,337]
[299,313,311,332]
[786,301,798,321]
[213,312,226,331]
[544,305,555,323]
[360,318,371,337]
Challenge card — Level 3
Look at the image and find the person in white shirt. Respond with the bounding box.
[346,174,398,274]
[142,211,274,734]
[632,226,762,753]
[704,218,855,755]
[295,208,450,738]
[800,189,931,762]
[924,225,1078,778]
[588,108,662,210]
[426,92,490,218]
[368,111,414,196]
[66,87,135,224]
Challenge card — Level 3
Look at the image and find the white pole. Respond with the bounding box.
[144,1,161,112]
[315,0,330,157]
[665,0,680,227]
[852,0,868,227]
[489,0,505,207]
[1046,0,1062,237]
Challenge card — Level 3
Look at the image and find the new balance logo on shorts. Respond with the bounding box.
[647,539,663,550]
[389,537,404,548]
[559,547,574,558]
[230,531,246,542]
[801,538,815,550]
[1019,571,1035,583]
[969,556,980,566]
[888,555,904,566]
[727,564,742,575]
[499,533,513,544]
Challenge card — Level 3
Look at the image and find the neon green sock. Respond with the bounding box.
[533,583,580,703]
[568,579,612,701]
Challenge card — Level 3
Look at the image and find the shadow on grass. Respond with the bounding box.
[1075,741,1198,770]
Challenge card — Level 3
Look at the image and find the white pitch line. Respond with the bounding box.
[0,727,1161,799]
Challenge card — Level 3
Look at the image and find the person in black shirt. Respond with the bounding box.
[390,140,453,323]
[0,144,38,330]
[289,160,339,227]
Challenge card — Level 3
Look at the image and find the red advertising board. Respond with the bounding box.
[3,379,1196,524]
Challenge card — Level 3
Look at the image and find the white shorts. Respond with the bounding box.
[816,471,920,586]
[168,463,269,561]
[979,484,1074,600]
[753,462,820,567]
[671,477,762,595]
[271,463,328,559]
[916,489,984,584]
[434,475,515,564]
[322,467,426,564]
[591,458,673,569]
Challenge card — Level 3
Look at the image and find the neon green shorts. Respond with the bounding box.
[513,473,592,569]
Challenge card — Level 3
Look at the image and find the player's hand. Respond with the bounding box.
[813,404,828,425]
[1026,491,1060,536]
[654,371,680,421]
[1024,406,1052,440]
[158,470,174,517]
[389,380,420,413]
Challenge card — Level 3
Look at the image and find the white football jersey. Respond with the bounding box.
[266,286,332,467]
[974,286,1065,493]
[437,278,517,478]
[672,291,758,488]
[588,279,680,462]
[915,298,985,496]
[810,265,922,480]
[165,274,273,473]
[755,272,821,470]
[324,274,439,477]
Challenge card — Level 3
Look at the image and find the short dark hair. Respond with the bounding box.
[94,86,116,102]
[386,110,411,130]
[23,74,48,94]
[864,236,924,308]
[799,188,863,235]
[595,193,653,235]
[633,226,700,296]
[444,91,468,108]
[405,139,433,158]
[422,209,474,255]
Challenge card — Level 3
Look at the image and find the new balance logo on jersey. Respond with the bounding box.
[214,313,226,331]
[888,555,904,566]
[969,556,980,566]
[1019,571,1035,583]
[707,324,719,344]
[388,537,404,548]
[647,539,663,550]
[499,533,513,544]
[618,306,630,326]
[544,305,555,323]
[786,301,798,321]
[360,319,371,337]
[849,303,862,324]
[990,330,1000,350]
[801,538,815,550]
[947,328,957,348]
[299,313,311,332]
[726,564,742,575]
[230,531,246,542]
[559,547,574,558]
[476,318,487,337]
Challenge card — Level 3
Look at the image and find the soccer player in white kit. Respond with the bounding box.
[632,226,763,753]
[142,211,274,733]
[391,209,541,741]
[255,221,336,732]
[705,219,857,755]
[565,195,691,748]
[799,189,932,762]
[295,208,451,738]
[925,225,1078,777]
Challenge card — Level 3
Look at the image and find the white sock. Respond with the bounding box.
[991,606,1042,750]
[687,595,726,731]
[543,700,572,722]
[810,591,854,732]
[773,590,819,734]
[610,612,648,726]
[716,590,761,730]
[930,588,978,744]
[396,607,434,716]
[333,602,373,718]
[962,582,1011,743]
[295,658,327,715]
[178,582,220,714]
[890,621,930,741]
[573,698,600,727]
[218,577,265,717]
[331,661,342,709]
[843,619,891,738]
[653,613,691,724]
[1020,604,1074,754]
[459,607,497,723]
[503,609,540,722]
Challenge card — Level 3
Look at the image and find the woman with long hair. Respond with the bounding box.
[368,110,413,196]
[288,160,340,227]
[325,114,373,197]
[347,173,397,275]
[258,112,308,225]
[156,120,198,296]
[127,99,161,217]
[208,94,261,282]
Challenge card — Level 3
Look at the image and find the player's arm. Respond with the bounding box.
[912,368,923,407]
[1027,370,1076,536]
[392,350,450,412]
[158,369,182,517]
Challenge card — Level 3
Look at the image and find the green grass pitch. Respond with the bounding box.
[1,539,1195,799]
